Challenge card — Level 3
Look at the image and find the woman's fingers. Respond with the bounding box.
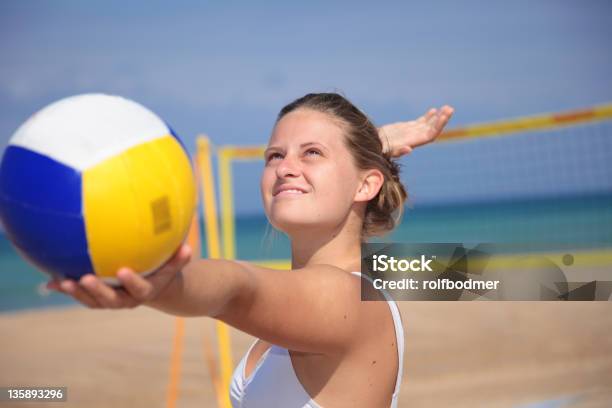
[46,244,192,310]
[165,243,192,266]
[441,105,454,114]
[170,244,192,269]
[400,145,413,155]
[46,280,60,291]
[59,279,102,308]
[120,244,192,300]
[79,274,130,308]
[154,244,192,280]
[118,268,155,301]
[436,105,454,127]
[48,276,139,309]
[148,245,192,288]
[421,108,437,123]
[426,105,455,140]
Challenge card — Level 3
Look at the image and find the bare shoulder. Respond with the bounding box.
[346,272,399,349]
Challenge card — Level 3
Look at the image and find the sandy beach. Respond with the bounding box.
[1,301,612,408]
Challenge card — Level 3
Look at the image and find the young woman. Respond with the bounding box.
[48,94,453,407]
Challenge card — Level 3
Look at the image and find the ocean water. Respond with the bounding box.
[1,193,611,312]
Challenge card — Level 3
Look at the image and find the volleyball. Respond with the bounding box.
[0,94,196,284]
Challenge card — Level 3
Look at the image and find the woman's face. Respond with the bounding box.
[261,108,362,235]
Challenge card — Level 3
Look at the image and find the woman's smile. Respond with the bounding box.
[274,189,307,197]
[273,183,311,198]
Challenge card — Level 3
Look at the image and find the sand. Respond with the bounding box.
[1,302,611,408]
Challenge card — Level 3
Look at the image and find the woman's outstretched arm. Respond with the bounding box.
[47,245,249,318]
[47,245,386,356]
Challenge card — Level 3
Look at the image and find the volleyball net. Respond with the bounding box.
[211,103,612,261]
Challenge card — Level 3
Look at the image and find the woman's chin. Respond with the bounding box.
[269,215,319,235]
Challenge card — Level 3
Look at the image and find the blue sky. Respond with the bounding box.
[1,0,611,213]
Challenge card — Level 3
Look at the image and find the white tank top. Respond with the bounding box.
[229,271,405,407]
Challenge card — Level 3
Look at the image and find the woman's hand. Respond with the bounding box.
[46,244,192,309]
[379,105,454,157]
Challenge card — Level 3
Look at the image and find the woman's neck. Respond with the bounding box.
[289,218,363,273]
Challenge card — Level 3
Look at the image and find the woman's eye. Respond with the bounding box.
[266,153,282,162]
[305,149,321,157]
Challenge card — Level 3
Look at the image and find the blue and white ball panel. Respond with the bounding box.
[0,146,93,280]
[9,94,169,171]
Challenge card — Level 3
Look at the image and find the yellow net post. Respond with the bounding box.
[166,317,185,408]
[218,147,236,260]
[197,136,233,408]
[166,177,203,408]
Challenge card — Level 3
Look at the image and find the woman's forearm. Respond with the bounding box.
[145,258,251,318]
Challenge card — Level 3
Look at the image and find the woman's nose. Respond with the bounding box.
[276,155,301,178]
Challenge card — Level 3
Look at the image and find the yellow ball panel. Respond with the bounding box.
[83,135,195,279]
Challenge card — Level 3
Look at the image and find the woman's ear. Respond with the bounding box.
[355,169,384,202]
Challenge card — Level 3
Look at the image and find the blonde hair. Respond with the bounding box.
[277,93,407,238]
